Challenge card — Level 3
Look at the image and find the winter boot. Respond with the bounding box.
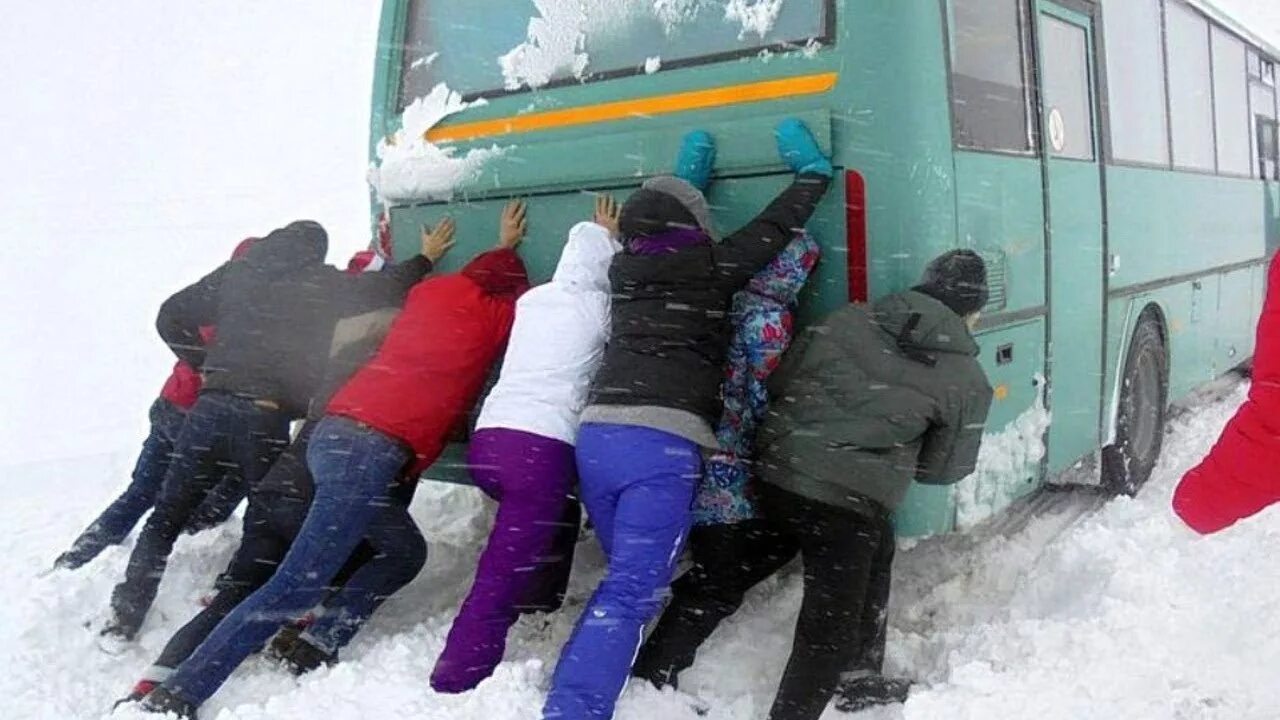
[268,625,303,660]
[267,613,316,660]
[139,687,198,719]
[282,636,336,676]
[834,674,912,713]
[53,549,88,571]
[113,680,158,709]
[96,622,135,655]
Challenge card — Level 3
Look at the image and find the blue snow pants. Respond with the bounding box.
[543,423,702,720]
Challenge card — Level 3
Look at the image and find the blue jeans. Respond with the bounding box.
[109,392,289,637]
[544,423,701,720]
[56,399,246,570]
[162,415,413,706]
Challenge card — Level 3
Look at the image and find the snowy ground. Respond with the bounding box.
[5,2,1280,719]
[3,378,1277,720]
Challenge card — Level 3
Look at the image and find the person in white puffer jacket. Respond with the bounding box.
[430,196,622,694]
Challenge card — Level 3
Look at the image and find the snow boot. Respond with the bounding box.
[113,680,158,709]
[282,637,335,676]
[96,622,134,655]
[267,624,304,660]
[140,687,198,719]
[53,549,87,571]
[834,674,912,713]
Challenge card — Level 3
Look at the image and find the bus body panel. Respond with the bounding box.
[953,152,1048,315]
[372,0,1274,537]
[900,317,1049,535]
[1105,168,1267,290]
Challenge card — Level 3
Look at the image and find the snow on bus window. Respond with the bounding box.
[399,0,829,103]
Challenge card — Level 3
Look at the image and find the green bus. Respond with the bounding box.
[368,0,1280,537]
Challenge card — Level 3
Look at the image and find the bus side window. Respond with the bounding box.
[949,0,1037,153]
[1250,52,1278,181]
[1259,118,1280,181]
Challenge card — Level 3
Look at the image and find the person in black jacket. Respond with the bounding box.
[114,244,452,704]
[103,220,454,642]
[542,119,832,720]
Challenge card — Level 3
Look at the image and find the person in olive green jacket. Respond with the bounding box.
[634,250,993,720]
[758,249,993,720]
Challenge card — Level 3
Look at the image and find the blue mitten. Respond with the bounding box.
[775,119,833,177]
[674,130,716,192]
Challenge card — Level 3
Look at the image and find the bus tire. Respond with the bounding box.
[1101,313,1169,497]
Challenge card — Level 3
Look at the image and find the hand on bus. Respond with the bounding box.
[499,200,528,249]
[593,194,621,239]
[775,118,833,178]
[420,218,456,263]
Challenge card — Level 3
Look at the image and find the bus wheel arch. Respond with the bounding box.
[1101,305,1170,497]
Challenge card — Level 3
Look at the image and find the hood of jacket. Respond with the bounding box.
[553,222,622,292]
[462,248,530,298]
[745,234,821,306]
[242,220,328,276]
[870,290,979,360]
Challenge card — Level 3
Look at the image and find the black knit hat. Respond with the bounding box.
[913,250,989,317]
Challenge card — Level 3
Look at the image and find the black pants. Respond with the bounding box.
[146,428,423,676]
[56,399,246,570]
[634,485,895,720]
[109,393,290,638]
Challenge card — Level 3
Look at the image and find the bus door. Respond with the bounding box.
[1036,1,1106,474]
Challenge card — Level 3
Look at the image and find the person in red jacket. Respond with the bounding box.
[141,203,531,718]
[1173,253,1280,534]
[54,238,258,570]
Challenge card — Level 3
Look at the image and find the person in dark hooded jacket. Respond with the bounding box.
[140,205,530,719]
[103,220,447,642]
[114,241,455,706]
[660,250,993,720]
[542,119,832,720]
[53,239,258,571]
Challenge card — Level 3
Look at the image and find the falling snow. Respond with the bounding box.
[4,1,1280,719]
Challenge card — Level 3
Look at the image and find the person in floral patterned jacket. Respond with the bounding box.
[632,232,820,686]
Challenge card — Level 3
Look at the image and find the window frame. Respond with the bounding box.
[1210,25,1253,178]
[1095,0,1280,182]
[396,0,839,108]
[946,0,1041,156]
[1257,116,1280,181]
[1097,0,1169,168]
[1164,0,1219,174]
[1039,13,1098,163]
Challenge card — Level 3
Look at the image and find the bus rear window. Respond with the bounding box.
[399,0,832,106]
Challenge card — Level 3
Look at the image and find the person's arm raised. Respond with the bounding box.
[716,119,832,286]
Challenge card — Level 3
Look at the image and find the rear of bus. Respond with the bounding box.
[368,1,973,530]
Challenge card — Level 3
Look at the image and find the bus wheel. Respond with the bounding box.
[1102,314,1169,497]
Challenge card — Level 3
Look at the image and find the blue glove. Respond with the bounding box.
[775,118,833,177]
[674,130,716,192]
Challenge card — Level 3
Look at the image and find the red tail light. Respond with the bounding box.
[845,169,868,304]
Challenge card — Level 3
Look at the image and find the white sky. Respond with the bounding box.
[0,1,1276,464]
[0,2,381,462]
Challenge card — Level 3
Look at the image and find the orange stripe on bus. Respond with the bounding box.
[425,72,839,144]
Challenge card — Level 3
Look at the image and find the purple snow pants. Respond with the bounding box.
[431,427,581,693]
